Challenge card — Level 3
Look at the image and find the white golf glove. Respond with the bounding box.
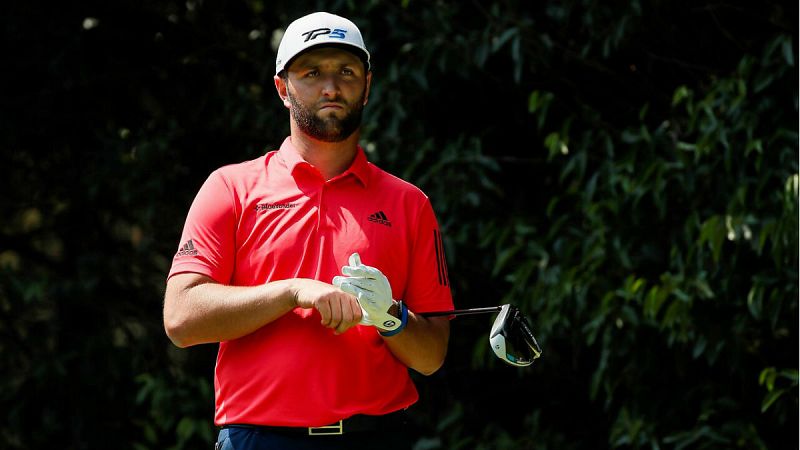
[332,253,403,332]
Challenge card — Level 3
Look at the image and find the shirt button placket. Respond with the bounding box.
[317,184,325,227]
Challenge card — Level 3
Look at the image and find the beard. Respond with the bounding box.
[287,89,366,142]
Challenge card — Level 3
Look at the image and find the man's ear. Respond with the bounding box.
[274,75,291,109]
[363,71,372,106]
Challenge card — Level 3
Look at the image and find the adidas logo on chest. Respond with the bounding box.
[368,211,391,227]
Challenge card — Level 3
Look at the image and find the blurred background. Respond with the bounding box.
[2,0,797,448]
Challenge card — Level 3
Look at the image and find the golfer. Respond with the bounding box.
[163,11,453,450]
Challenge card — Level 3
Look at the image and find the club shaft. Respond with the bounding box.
[420,306,502,317]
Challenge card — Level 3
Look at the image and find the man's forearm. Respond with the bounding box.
[164,275,298,347]
[381,313,450,375]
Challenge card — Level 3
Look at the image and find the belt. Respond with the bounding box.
[222,410,408,436]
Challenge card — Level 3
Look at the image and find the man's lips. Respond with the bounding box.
[319,102,345,110]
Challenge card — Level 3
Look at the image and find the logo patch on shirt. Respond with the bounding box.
[255,202,297,213]
[175,239,198,257]
[368,211,391,227]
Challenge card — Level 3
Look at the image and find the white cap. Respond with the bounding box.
[275,12,371,75]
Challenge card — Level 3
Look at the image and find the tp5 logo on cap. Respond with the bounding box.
[302,28,347,42]
[275,11,370,75]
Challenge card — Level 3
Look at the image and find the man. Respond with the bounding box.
[163,11,454,450]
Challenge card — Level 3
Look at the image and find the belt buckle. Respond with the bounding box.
[308,419,343,436]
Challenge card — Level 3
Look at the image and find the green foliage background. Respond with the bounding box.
[2,0,797,448]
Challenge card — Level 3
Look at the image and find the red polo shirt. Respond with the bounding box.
[169,137,454,427]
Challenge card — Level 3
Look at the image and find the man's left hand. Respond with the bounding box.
[332,253,401,331]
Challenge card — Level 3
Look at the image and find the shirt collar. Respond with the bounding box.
[277,136,370,187]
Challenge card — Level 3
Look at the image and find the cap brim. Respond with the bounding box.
[280,42,370,75]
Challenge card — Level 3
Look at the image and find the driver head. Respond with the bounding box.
[489,304,542,366]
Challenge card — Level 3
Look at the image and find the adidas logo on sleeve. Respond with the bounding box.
[175,239,199,257]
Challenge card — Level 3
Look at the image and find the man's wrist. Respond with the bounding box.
[379,301,408,337]
[387,301,400,318]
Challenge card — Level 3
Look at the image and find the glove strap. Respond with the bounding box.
[379,301,408,337]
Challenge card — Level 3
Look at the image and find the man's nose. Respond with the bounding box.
[320,74,341,97]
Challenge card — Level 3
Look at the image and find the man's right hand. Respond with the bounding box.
[291,279,364,335]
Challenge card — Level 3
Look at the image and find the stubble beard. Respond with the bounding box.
[287,89,366,142]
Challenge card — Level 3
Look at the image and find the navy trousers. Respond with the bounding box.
[215,425,415,450]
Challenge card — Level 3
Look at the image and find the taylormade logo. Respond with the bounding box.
[255,203,297,212]
[301,28,347,42]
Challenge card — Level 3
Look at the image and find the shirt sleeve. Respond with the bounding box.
[168,170,237,284]
[402,199,454,313]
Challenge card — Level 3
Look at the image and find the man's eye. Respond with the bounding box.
[341,68,354,75]
[305,70,319,77]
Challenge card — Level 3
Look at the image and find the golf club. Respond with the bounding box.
[421,304,542,367]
